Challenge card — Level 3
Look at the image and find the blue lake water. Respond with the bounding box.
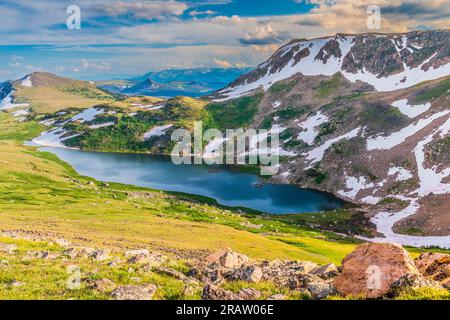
[43,147,345,214]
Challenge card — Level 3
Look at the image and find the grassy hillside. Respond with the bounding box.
[13,72,114,114]
[0,113,361,261]
[62,96,209,153]
[1,112,449,299]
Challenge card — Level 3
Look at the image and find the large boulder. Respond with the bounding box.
[415,252,450,289]
[206,248,249,269]
[334,242,420,298]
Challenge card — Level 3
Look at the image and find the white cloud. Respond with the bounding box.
[80,59,112,71]
[213,59,233,68]
[91,0,188,20]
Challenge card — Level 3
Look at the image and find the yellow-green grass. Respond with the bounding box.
[0,236,200,300]
[13,86,113,114]
[108,96,164,109]
[0,113,360,265]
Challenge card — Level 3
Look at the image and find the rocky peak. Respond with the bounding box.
[217,29,450,100]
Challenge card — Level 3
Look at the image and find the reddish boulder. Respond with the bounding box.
[334,242,420,298]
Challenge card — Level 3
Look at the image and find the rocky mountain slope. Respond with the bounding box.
[216,29,450,100]
[211,29,450,248]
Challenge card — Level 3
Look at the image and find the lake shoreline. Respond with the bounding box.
[39,146,350,215]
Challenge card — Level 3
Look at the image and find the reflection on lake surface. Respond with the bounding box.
[43,147,345,214]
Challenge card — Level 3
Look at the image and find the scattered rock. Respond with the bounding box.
[89,249,110,261]
[206,248,249,269]
[202,284,241,300]
[125,249,149,257]
[155,267,188,281]
[389,273,442,297]
[27,251,59,260]
[107,259,123,267]
[225,265,263,283]
[303,275,335,300]
[241,222,263,229]
[183,283,201,297]
[441,278,450,290]
[311,263,339,280]
[127,252,166,266]
[237,288,262,300]
[53,239,72,247]
[111,284,157,300]
[260,260,318,287]
[91,278,116,293]
[415,252,450,285]
[11,280,25,287]
[64,247,95,259]
[0,243,17,254]
[0,259,9,266]
[191,267,224,285]
[334,242,420,298]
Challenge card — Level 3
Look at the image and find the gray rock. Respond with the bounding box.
[306,279,334,300]
[64,247,95,259]
[206,248,250,269]
[111,284,157,300]
[91,278,116,293]
[226,265,263,283]
[89,249,110,261]
[389,273,443,297]
[311,263,339,279]
[238,288,262,300]
[127,252,166,266]
[202,284,241,300]
[0,243,17,254]
[267,294,286,300]
[27,251,59,260]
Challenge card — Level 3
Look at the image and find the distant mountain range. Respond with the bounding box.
[96,67,252,98]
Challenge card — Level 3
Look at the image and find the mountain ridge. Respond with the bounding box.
[216,29,450,100]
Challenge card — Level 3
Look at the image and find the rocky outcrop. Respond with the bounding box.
[334,243,420,298]
[415,253,450,289]
[389,273,442,297]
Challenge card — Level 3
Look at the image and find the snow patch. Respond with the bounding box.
[21,76,32,87]
[0,92,29,110]
[71,108,105,123]
[89,122,115,129]
[297,111,329,145]
[338,176,374,199]
[388,167,413,181]
[32,128,80,149]
[367,111,450,151]
[143,124,174,140]
[303,127,361,166]
[391,99,432,118]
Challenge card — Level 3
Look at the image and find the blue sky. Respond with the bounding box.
[0,0,448,81]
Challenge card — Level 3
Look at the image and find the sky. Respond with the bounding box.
[0,0,448,81]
